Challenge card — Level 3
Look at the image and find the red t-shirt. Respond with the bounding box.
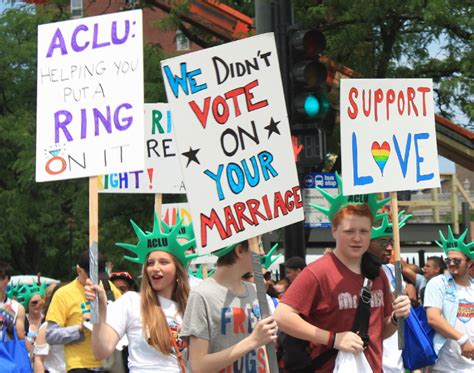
[280,252,392,373]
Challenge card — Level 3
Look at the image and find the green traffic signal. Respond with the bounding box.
[304,95,320,117]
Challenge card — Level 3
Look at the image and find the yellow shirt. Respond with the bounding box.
[46,278,121,370]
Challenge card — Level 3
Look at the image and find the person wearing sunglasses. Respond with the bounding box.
[424,226,474,372]
[110,271,138,294]
[368,212,412,373]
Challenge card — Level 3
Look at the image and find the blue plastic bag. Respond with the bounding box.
[402,307,437,370]
[2,324,32,373]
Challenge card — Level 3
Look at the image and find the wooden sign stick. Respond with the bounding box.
[154,193,162,218]
[390,191,405,349]
[248,236,279,373]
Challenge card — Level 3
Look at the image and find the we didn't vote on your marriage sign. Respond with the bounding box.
[161,33,304,254]
[340,79,440,195]
[36,10,144,182]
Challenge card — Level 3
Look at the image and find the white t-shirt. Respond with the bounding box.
[34,322,66,373]
[382,264,403,373]
[433,282,474,372]
[107,291,184,373]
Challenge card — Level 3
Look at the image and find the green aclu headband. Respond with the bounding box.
[160,216,195,244]
[260,243,282,269]
[188,265,216,280]
[117,213,198,267]
[436,226,474,260]
[9,282,47,312]
[213,243,238,257]
[309,172,389,221]
[371,211,412,240]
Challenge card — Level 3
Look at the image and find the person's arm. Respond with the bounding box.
[274,302,363,353]
[45,322,85,345]
[401,259,419,285]
[84,279,120,360]
[382,295,411,338]
[188,315,277,373]
[426,306,474,357]
[15,303,26,340]
[33,325,48,373]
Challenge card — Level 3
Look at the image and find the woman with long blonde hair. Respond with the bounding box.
[85,215,196,373]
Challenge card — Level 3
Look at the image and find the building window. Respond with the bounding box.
[71,0,83,18]
[176,30,190,51]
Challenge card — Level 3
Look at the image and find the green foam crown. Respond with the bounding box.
[309,173,389,222]
[435,225,474,260]
[117,213,198,267]
[371,211,412,240]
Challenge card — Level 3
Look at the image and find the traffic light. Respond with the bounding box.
[287,28,330,167]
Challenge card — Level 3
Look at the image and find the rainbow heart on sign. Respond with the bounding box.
[371,141,390,175]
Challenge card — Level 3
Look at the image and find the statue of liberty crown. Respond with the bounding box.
[371,210,412,240]
[435,225,474,260]
[160,212,195,243]
[9,281,48,311]
[260,243,282,270]
[116,213,198,267]
[309,172,390,221]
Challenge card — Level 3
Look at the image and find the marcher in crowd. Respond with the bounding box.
[403,256,446,303]
[85,216,195,373]
[0,261,26,341]
[34,282,66,373]
[181,240,277,373]
[110,271,138,294]
[45,250,121,373]
[368,212,411,373]
[283,256,306,283]
[424,226,474,372]
[274,183,411,373]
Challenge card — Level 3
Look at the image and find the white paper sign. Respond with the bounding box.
[340,79,440,194]
[161,202,191,225]
[36,10,144,182]
[161,33,304,254]
[99,103,185,194]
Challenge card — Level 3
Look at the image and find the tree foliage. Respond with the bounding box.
[0,6,176,280]
[292,0,473,128]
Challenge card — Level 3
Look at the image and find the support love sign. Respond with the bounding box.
[161,33,304,254]
[340,79,440,194]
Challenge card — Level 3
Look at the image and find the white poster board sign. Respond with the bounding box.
[161,202,191,225]
[99,103,185,193]
[36,10,144,182]
[303,172,338,228]
[340,79,440,194]
[161,33,304,254]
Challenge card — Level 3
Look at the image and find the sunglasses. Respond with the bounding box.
[30,300,41,306]
[110,271,133,280]
[377,239,394,249]
[444,257,464,266]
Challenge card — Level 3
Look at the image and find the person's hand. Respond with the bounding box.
[248,316,278,349]
[334,331,364,353]
[461,340,474,359]
[393,295,410,319]
[84,278,107,306]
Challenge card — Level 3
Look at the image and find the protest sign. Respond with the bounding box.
[340,79,440,195]
[99,103,185,193]
[36,10,144,182]
[161,202,191,225]
[161,33,304,254]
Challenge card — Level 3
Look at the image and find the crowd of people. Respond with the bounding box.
[0,188,472,373]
